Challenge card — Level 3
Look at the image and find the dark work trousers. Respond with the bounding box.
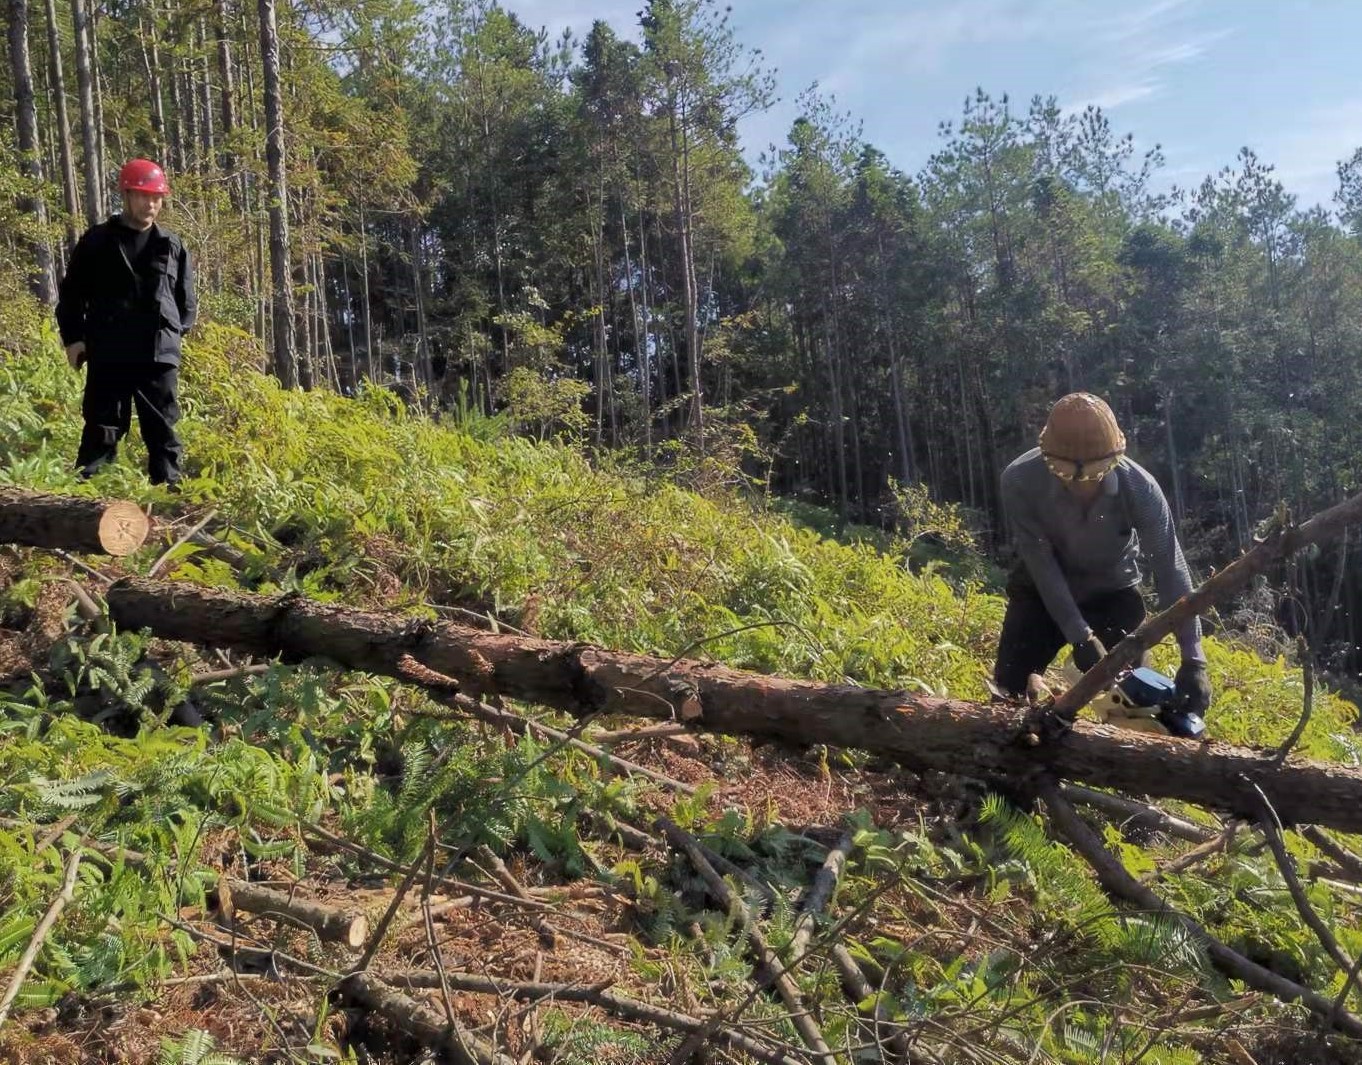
[76,360,183,484]
[993,584,1146,696]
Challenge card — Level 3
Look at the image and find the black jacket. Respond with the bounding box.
[56,217,197,366]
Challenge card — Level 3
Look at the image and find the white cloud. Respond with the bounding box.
[1074,83,1158,112]
[1063,0,1225,113]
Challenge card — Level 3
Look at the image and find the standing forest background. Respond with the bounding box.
[4,0,1362,675]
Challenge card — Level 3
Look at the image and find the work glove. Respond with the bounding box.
[65,342,85,370]
[1173,660,1212,715]
[1071,635,1106,673]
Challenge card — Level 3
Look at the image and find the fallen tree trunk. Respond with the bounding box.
[220,877,368,949]
[0,488,149,556]
[104,577,1362,834]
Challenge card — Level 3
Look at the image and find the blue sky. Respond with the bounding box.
[508,0,1362,212]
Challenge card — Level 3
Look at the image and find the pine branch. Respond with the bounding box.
[1038,780,1362,1039]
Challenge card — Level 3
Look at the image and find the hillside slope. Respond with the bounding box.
[1,324,1360,1064]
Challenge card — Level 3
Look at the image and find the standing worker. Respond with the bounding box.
[993,393,1212,715]
[56,158,196,488]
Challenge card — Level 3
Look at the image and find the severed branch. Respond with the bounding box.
[1272,639,1314,767]
[301,821,556,914]
[220,877,368,949]
[355,833,433,971]
[1303,827,1362,885]
[785,831,927,1063]
[1038,781,1362,1039]
[657,816,838,1065]
[475,845,557,948]
[395,654,697,795]
[1245,781,1357,980]
[189,662,272,686]
[1058,783,1215,844]
[1054,490,1362,719]
[147,508,218,579]
[380,970,805,1065]
[1142,823,1239,884]
[338,972,514,1065]
[788,831,852,965]
[0,847,82,1028]
[588,722,692,744]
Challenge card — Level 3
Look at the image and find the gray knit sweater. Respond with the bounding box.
[1000,448,1204,661]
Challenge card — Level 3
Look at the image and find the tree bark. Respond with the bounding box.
[213,0,241,208]
[0,489,149,556]
[257,0,296,388]
[102,570,1362,834]
[221,877,368,948]
[42,0,79,249]
[337,973,513,1065]
[9,0,57,304]
[379,970,804,1065]
[70,0,101,224]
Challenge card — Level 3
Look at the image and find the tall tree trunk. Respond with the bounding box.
[179,63,199,171]
[341,256,356,389]
[636,201,655,452]
[42,0,79,248]
[166,43,186,172]
[213,0,240,207]
[88,2,109,179]
[9,0,57,304]
[359,195,374,383]
[70,0,100,225]
[316,255,337,390]
[257,0,296,388]
[139,7,165,160]
[1163,388,1185,526]
[666,95,702,443]
[297,220,314,391]
[820,310,849,521]
[620,198,647,456]
[196,17,214,162]
[409,219,429,398]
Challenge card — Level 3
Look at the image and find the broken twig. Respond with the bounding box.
[0,848,83,1028]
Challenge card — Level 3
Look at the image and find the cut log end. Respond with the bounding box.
[345,914,370,949]
[97,502,150,556]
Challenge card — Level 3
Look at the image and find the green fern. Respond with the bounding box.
[158,1029,247,1065]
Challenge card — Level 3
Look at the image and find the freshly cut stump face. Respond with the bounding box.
[98,503,151,557]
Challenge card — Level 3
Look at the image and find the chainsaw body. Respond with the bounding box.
[1096,666,1206,739]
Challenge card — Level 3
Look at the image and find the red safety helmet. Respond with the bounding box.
[118,158,170,195]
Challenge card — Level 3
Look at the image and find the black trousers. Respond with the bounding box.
[76,360,183,484]
[993,584,1146,696]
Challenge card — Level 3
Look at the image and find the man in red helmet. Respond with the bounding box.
[56,158,196,487]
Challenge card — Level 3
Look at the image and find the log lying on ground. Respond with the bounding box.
[337,972,513,1065]
[379,970,805,1065]
[105,577,1362,834]
[0,488,149,556]
[220,877,369,949]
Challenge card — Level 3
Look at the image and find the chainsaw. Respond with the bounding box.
[1092,665,1207,739]
[1039,662,1207,739]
